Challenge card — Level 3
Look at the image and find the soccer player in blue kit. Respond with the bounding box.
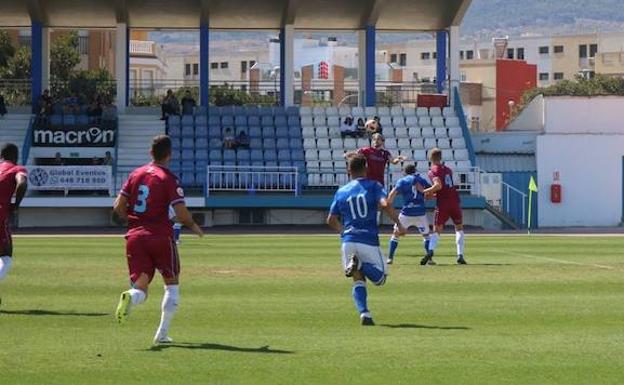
[386,164,432,265]
[326,154,406,326]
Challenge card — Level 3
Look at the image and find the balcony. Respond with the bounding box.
[129,40,158,58]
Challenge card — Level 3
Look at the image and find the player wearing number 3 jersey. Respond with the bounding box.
[327,154,405,326]
[113,135,203,345]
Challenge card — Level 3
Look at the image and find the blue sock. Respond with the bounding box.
[361,263,384,284]
[352,281,368,314]
[423,237,430,253]
[388,237,399,259]
[173,224,181,242]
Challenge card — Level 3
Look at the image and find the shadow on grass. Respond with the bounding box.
[0,309,109,317]
[148,342,294,354]
[380,323,470,330]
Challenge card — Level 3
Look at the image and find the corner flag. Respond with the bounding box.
[527,176,538,234]
[528,176,538,192]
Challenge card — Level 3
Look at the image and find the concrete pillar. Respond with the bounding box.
[358,30,367,107]
[279,24,294,107]
[333,65,345,107]
[449,25,461,106]
[200,22,209,107]
[31,21,42,110]
[301,65,313,107]
[436,30,447,94]
[115,23,128,112]
[365,25,376,107]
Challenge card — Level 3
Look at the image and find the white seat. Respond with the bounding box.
[321,173,336,186]
[423,138,437,149]
[326,107,339,117]
[442,107,456,117]
[351,107,364,117]
[421,127,435,138]
[327,116,341,128]
[397,139,412,152]
[416,107,429,117]
[332,150,346,160]
[315,126,329,138]
[316,138,330,149]
[418,116,431,127]
[403,107,416,117]
[405,116,418,127]
[413,150,427,161]
[355,138,370,148]
[410,137,424,149]
[304,149,318,161]
[456,160,471,171]
[434,127,448,138]
[364,106,377,117]
[383,127,396,139]
[306,162,321,173]
[313,106,325,117]
[429,107,442,117]
[445,117,460,127]
[391,106,403,116]
[377,106,390,116]
[313,116,327,126]
[452,137,466,149]
[406,127,421,137]
[302,126,315,138]
[442,149,454,161]
[431,116,445,127]
[380,116,393,127]
[454,149,469,161]
[335,172,349,185]
[307,173,320,185]
[384,138,398,150]
[437,138,451,149]
[339,106,351,116]
[394,127,409,138]
[334,161,347,172]
[319,160,334,170]
[343,138,357,149]
[392,116,406,128]
[318,150,332,161]
[328,126,341,137]
[300,106,312,116]
[416,161,430,173]
[301,116,314,128]
[398,149,412,158]
[303,139,317,150]
[329,139,343,150]
[448,127,463,138]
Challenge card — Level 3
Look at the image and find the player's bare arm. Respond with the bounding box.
[326,214,343,234]
[343,150,358,159]
[423,178,442,197]
[113,194,129,222]
[13,173,27,212]
[173,203,204,237]
[386,188,399,206]
[379,197,406,235]
[390,155,407,165]
[414,182,425,193]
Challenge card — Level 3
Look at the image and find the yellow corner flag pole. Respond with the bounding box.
[527,176,538,235]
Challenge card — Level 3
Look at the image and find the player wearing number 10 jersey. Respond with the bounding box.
[327,154,405,326]
[113,135,203,345]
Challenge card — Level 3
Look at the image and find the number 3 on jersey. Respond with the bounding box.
[134,185,150,213]
[347,194,368,219]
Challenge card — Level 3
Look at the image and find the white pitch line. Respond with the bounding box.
[499,250,616,270]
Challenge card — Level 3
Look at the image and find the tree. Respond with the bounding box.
[0,30,16,68]
[0,45,31,79]
[50,31,81,81]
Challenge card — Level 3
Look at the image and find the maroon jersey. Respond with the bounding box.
[120,162,185,238]
[428,163,460,205]
[358,147,391,185]
[0,161,27,222]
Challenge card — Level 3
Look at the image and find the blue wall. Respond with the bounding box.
[502,172,538,229]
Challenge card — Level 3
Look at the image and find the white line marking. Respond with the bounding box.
[499,250,616,270]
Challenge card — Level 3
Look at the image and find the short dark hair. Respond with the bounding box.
[1,143,18,163]
[347,154,367,175]
[404,164,416,175]
[151,135,172,161]
[429,147,442,162]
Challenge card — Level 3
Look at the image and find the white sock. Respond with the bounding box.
[456,230,465,255]
[156,285,179,337]
[0,256,13,280]
[128,288,146,306]
[428,233,439,252]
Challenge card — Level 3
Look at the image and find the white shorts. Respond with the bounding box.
[341,242,387,276]
[394,213,429,235]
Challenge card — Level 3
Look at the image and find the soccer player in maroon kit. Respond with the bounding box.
[0,144,28,305]
[346,133,406,186]
[114,135,203,344]
[422,148,467,265]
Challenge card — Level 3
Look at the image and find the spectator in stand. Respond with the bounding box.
[356,118,366,134]
[237,130,250,149]
[180,90,196,115]
[373,116,383,134]
[160,89,179,121]
[340,116,358,139]
[0,91,6,117]
[88,94,103,120]
[64,92,81,114]
[103,151,114,166]
[38,89,53,116]
[53,152,64,166]
[223,128,237,149]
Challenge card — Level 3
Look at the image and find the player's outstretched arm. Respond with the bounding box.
[379,198,406,235]
[343,150,359,159]
[423,178,442,197]
[326,214,343,234]
[390,155,407,165]
[113,194,129,223]
[173,203,203,237]
[386,188,399,206]
[13,173,27,210]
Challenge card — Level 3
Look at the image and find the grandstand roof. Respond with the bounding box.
[1,0,471,30]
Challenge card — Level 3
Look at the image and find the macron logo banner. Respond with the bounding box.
[33,126,116,147]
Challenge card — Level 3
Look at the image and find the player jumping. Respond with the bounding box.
[326,154,406,326]
[0,144,28,306]
[345,133,406,186]
[386,164,432,265]
[422,148,467,265]
[113,135,203,344]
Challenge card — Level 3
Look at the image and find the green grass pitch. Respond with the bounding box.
[1,234,623,385]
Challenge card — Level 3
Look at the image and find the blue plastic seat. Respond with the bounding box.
[168,126,181,138]
[208,116,220,126]
[195,125,208,137]
[181,115,194,127]
[195,115,207,126]
[171,137,182,152]
[182,160,194,172]
[291,149,305,161]
[209,150,222,161]
[248,126,262,138]
[259,107,273,116]
[219,106,234,116]
[208,106,220,116]
[170,160,181,174]
[182,126,194,138]
[275,127,289,138]
[221,115,234,126]
[263,138,276,149]
[223,150,236,162]
[264,150,277,161]
[250,149,263,161]
[274,116,288,127]
[289,138,302,149]
[278,149,291,161]
[208,172,222,188]
[246,106,260,116]
[273,107,287,117]
[63,115,76,126]
[235,116,247,127]
[251,160,264,167]
[233,106,246,116]
[208,126,221,139]
[182,138,194,150]
[196,138,208,150]
[182,149,194,162]
[286,106,299,117]
[237,149,250,162]
[181,173,195,186]
[50,114,63,126]
[248,116,261,126]
[76,114,89,125]
[261,116,274,126]
[52,103,64,115]
[287,116,300,127]
[249,138,262,149]
[289,129,302,139]
[261,126,275,138]
[195,149,208,161]
[276,138,289,149]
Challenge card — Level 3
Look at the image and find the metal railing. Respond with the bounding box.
[206,165,299,196]
[479,170,528,227]
[501,181,527,226]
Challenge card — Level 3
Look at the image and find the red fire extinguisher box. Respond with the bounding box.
[550,184,562,203]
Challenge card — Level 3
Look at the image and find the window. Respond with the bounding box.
[539,73,549,81]
[390,53,397,63]
[193,63,198,76]
[210,62,218,69]
[249,60,256,68]
[421,52,430,60]
[241,61,247,73]
[539,46,549,54]
[432,52,437,59]
[185,64,191,76]
[554,45,564,54]
[590,44,598,57]
[220,62,229,69]
[554,72,564,80]
[399,53,407,66]
[516,48,525,60]
[579,45,588,58]
[460,50,465,60]
[466,50,474,60]
[507,48,514,59]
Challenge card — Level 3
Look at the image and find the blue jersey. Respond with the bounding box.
[329,178,387,246]
[395,174,431,217]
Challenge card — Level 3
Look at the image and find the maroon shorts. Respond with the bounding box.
[0,220,13,256]
[125,235,180,284]
[434,202,463,227]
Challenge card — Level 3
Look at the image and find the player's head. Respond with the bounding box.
[151,135,172,165]
[347,154,367,179]
[371,133,384,148]
[428,147,442,164]
[1,143,18,163]
[404,164,416,175]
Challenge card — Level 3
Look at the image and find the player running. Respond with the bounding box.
[422,148,467,265]
[326,154,406,326]
[386,164,432,265]
[0,144,28,306]
[113,135,203,344]
[345,133,406,186]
